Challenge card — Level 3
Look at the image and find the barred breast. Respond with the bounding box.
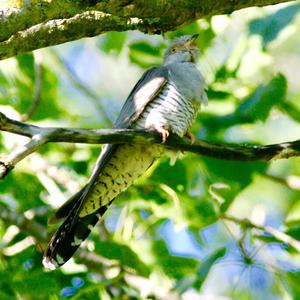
[135,81,200,137]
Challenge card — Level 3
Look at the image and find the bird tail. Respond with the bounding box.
[43,189,111,269]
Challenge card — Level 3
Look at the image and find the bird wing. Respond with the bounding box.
[52,66,169,221]
[114,66,169,128]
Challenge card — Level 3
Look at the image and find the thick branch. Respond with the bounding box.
[0,0,295,60]
[1,111,300,178]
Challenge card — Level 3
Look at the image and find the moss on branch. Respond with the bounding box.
[0,0,294,60]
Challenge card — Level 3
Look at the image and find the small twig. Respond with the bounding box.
[221,214,300,253]
[237,230,251,263]
[50,50,112,126]
[98,219,111,240]
[263,173,300,191]
[0,111,40,136]
[22,52,42,121]
[0,134,48,178]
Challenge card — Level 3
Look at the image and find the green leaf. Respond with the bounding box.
[180,194,217,228]
[194,247,226,289]
[0,172,45,211]
[0,246,73,299]
[94,240,149,276]
[13,271,61,298]
[202,74,287,132]
[279,101,300,123]
[151,159,187,190]
[167,23,202,39]
[201,157,267,212]
[31,64,61,120]
[128,40,164,68]
[16,53,35,79]
[285,226,300,241]
[236,73,287,122]
[99,32,128,55]
[152,240,197,279]
[285,200,300,227]
[206,88,232,101]
[286,271,300,298]
[249,3,300,48]
[214,65,238,82]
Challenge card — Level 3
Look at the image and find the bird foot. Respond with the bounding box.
[185,131,196,144]
[158,128,170,143]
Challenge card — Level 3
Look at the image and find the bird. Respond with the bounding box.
[43,34,208,269]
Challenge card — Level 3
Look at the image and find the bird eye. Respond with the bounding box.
[171,47,176,53]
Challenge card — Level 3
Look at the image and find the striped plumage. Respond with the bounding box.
[135,81,200,137]
[43,34,207,269]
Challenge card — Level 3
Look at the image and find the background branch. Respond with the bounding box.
[0,0,294,60]
[21,52,42,121]
[50,50,112,126]
[222,214,300,252]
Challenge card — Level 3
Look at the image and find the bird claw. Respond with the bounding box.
[185,131,196,144]
[159,128,170,143]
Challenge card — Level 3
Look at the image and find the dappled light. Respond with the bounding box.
[1,1,300,299]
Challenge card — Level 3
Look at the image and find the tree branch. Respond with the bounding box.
[21,52,42,121]
[1,111,300,178]
[222,214,300,253]
[0,0,295,60]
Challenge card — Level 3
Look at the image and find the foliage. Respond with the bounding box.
[1,3,300,299]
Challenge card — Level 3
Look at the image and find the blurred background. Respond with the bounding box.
[1,2,300,299]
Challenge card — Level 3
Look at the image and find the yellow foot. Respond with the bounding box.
[159,128,170,143]
[185,131,196,144]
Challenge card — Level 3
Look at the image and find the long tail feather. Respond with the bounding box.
[43,198,111,269]
[48,186,87,224]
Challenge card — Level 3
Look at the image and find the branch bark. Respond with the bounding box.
[1,111,300,179]
[0,0,295,60]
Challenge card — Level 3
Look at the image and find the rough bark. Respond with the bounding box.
[0,0,295,60]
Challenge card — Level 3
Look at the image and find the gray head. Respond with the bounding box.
[163,34,199,65]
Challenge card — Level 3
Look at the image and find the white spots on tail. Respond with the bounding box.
[71,236,83,246]
[42,256,58,270]
[56,255,65,265]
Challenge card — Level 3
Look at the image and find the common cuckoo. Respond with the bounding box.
[43,34,208,269]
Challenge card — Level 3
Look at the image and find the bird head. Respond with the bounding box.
[163,34,199,65]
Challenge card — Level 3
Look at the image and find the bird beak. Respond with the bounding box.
[191,33,199,41]
[186,33,199,47]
